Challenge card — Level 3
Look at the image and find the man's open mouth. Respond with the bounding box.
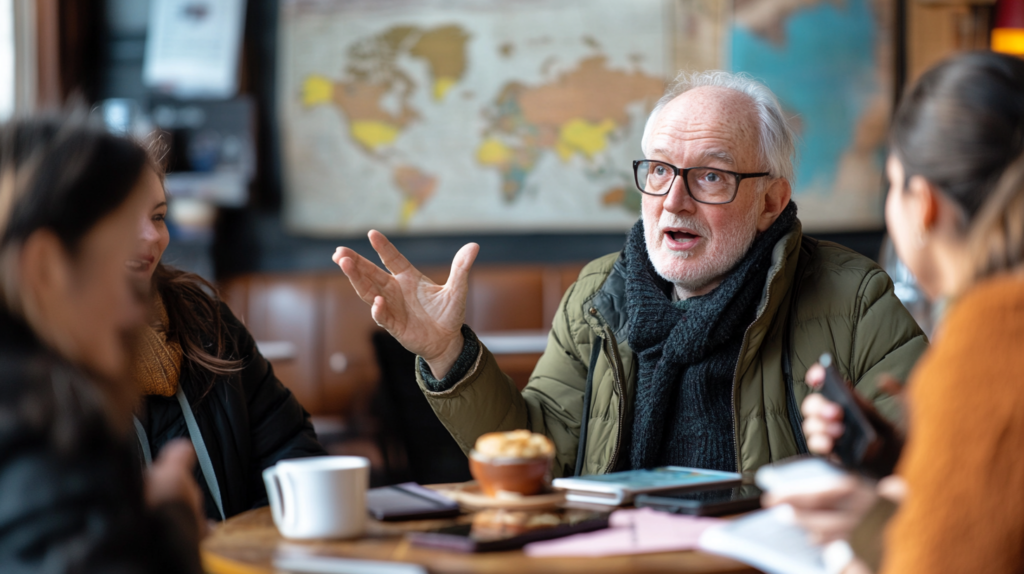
[666,230,699,242]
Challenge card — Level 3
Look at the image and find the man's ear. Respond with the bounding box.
[18,229,71,334]
[757,177,792,232]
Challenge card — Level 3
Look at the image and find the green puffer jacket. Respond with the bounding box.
[417,223,928,478]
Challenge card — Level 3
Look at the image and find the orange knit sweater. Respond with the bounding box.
[880,274,1024,573]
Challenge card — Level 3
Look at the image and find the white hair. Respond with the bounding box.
[641,70,796,186]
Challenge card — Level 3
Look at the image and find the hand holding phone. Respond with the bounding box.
[816,354,880,471]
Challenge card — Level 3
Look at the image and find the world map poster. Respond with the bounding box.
[278,0,891,236]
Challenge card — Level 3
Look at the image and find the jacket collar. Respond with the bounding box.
[584,218,805,346]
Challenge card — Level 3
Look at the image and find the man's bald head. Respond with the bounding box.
[642,71,795,187]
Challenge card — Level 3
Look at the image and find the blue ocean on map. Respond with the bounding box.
[730,0,881,197]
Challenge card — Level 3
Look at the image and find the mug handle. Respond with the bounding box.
[280,467,300,531]
[262,466,287,529]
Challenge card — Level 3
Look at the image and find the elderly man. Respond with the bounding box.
[333,71,926,477]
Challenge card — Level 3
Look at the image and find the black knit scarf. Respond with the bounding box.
[624,202,798,471]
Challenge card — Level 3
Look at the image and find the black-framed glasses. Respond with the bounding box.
[632,159,770,205]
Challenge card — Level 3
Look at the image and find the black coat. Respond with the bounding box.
[0,311,203,574]
[137,302,326,521]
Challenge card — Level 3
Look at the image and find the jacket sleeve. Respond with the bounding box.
[221,304,327,507]
[418,282,591,478]
[847,269,928,427]
[0,434,202,574]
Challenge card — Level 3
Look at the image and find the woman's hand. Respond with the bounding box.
[802,364,845,455]
[763,473,879,544]
[802,366,906,477]
[333,231,479,380]
[145,439,206,538]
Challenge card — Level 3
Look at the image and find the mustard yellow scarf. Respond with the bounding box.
[132,295,183,397]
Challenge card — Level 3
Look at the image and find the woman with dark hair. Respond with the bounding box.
[129,150,325,522]
[0,116,204,573]
[770,51,1024,573]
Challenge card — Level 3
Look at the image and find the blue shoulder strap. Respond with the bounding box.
[175,387,226,521]
[133,416,153,468]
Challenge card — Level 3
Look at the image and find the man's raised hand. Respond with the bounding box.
[333,230,479,379]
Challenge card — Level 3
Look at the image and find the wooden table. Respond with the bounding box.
[201,506,758,574]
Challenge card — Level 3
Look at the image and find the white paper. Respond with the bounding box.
[143,0,246,99]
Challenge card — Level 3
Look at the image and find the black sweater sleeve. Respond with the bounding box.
[0,397,202,574]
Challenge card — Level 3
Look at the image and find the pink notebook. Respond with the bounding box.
[523,508,722,557]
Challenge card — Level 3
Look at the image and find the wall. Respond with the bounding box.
[99,0,887,281]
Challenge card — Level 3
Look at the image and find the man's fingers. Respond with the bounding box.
[370,296,391,331]
[447,242,480,292]
[368,230,415,277]
[338,255,395,307]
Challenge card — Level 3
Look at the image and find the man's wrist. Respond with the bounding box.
[424,332,466,380]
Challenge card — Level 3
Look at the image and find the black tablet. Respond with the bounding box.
[634,484,762,516]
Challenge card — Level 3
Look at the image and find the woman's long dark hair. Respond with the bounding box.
[153,263,243,399]
[141,143,243,400]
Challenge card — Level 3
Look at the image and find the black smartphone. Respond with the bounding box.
[406,508,610,552]
[366,483,461,521]
[818,353,880,470]
[634,485,762,516]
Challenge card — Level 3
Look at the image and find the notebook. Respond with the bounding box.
[551,466,742,506]
[697,505,854,574]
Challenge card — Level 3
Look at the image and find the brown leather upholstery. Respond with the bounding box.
[218,262,587,416]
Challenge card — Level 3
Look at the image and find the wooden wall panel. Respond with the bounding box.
[321,275,382,416]
[241,275,323,412]
[217,262,593,416]
[907,1,994,85]
[466,266,545,331]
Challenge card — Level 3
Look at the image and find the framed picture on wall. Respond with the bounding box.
[277,0,892,237]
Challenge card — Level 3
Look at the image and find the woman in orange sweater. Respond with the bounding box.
[771,51,1024,573]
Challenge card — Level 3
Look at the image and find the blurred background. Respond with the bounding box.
[1,0,1018,485]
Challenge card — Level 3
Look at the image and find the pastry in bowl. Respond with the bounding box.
[469,430,554,497]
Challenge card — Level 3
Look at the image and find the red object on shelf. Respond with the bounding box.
[993,0,1024,55]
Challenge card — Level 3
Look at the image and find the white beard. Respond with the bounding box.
[644,205,760,296]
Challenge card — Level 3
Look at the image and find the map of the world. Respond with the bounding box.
[279,0,890,235]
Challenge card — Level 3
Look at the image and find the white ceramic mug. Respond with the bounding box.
[262,456,369,539]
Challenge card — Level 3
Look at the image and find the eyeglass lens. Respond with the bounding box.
[636,160,738,203]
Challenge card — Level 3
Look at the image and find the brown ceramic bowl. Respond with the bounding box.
[469,450,552,497]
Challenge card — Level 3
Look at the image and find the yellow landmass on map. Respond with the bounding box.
[479,55,664,202]
[433,77,458,101]
[302,76,334,107]
[555,118,616,162]
[301,24,471,154]
[477,137,513,166]
[351,121,400,150]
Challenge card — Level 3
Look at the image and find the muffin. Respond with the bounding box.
[471,510,561,539]
[469,430,554,497]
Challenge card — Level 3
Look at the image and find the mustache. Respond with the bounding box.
[658,214,711,237]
